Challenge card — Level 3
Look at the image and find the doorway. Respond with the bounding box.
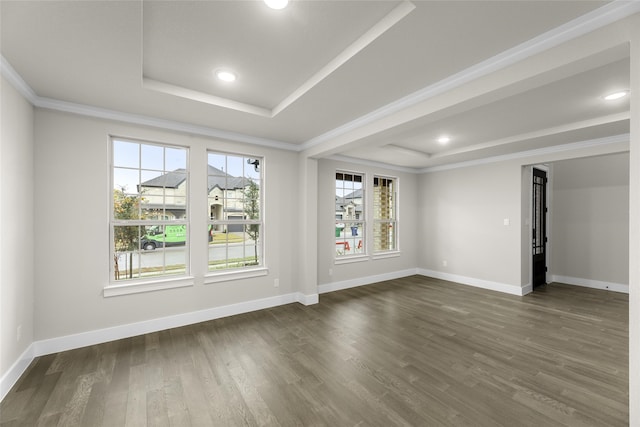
[532,167,548,289]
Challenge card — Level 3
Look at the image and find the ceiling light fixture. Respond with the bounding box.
[215,70,237,83]
[438,136,451,144]
[604,90,629,101]
[264,0,289,10]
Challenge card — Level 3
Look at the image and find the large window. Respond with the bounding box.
[373,176,397,252]
[111,139,188,281]
[335,171,365,257]
[207,152,263,271]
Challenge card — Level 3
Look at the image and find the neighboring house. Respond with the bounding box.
[335,189,363,221]
[137,168,188,220]
[207,165,252,233]
[139,165,253,232]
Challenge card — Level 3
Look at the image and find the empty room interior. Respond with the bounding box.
[1,1,640,425]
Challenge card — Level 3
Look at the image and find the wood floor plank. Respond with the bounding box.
[1,278,629,426]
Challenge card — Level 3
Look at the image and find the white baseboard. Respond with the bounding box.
[318,268,419,294]
[296,292,319,305]
[551,275,629,294]
[521,283,533,295]
[1,291,319,402]
[33,292,320,357]
[417,268,527,296]
[0,344,35,402]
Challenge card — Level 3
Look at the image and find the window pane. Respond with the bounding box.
[166,147,187,170]
[373,176,397,253]
[113,187,144,220]
[113,140,139,168]
[112,139,189,282]
[226,155,244,178]
[244,158,260,180]
[374,222,396,251]
[208,153,227,175]
[243,179,261,220]
[335,222,364,256]
[208,225,261,271]
[114,222,188,281]
[141,144,164,170]
[208,151,263,272]
[114,225,141,253]
[241,224,261,267]
[113,167,140,194]
[336,171,365,257]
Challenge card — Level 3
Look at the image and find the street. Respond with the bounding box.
[116,240,260,274]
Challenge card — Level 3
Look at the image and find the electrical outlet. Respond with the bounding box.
[17,325,22,342]
[442,260,448,267]
[274,278,279,288]
[329,268,333,276]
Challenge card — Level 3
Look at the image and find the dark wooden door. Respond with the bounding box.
[532,168,547,288]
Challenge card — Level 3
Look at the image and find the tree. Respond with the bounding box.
[113,187,144,279]
[243,179,260,265]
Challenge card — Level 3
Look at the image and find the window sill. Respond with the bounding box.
[372,251,401,260]
[335,254,369,265]
[205,267,269,284]
[104,276,195,297]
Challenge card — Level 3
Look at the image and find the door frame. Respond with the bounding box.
[530,164,551,290]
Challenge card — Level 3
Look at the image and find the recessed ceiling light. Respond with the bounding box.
[604,90,629,101]
[438,136,451,144]
[215,70,237,83]
[264,0,288,9]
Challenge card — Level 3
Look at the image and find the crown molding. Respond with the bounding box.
[301,0,640,152]
[35,96,299,151]
[3,0,637,162]
[428,112,630,161]
[0,55,38,104]
[420,133,630,173]
[1,55,300,151]
[327,154,421,174]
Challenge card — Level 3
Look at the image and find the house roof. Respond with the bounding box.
[207,165,248,192]
[335,195,363,214]
[344,189,363,200]
[140,165,252,192]
[140,168,187,189]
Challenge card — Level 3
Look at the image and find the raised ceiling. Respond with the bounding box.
[1,0,635,170]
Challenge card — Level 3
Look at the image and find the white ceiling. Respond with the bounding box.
[0,0,635,170]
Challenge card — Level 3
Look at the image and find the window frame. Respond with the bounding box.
[205,150,265,279]
[373,175,399,255]
[335,170,367,261]
[107,137,192,295]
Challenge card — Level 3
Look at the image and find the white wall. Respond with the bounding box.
[33,109,301,342]
[417,141,630,295]
[0,77,35,386]
[418,161,524,291]
[551,153,629,289]
[317,158,418,291]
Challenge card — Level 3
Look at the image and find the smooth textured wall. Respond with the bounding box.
[418,141,629,294]
[33,109,300,341]
[419,162,523,289]
[0,77,35,379]
[317,159,418,288]
[552,153,629,287]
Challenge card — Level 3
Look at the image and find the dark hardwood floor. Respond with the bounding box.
[0,276,629,426]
